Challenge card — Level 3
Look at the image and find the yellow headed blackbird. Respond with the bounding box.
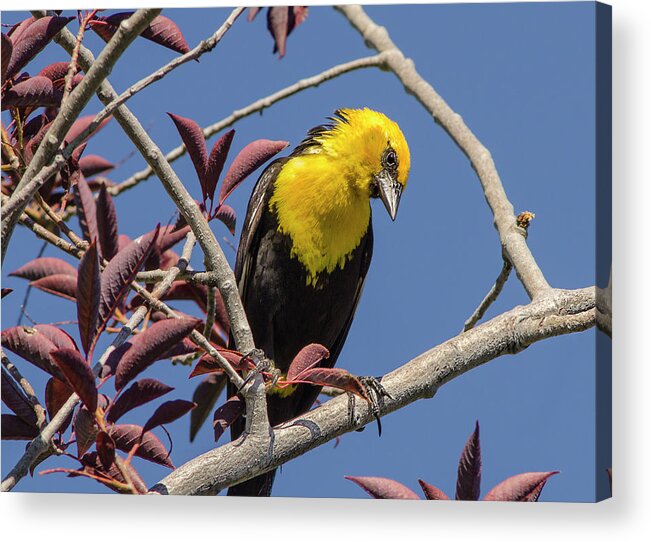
[228,108,410,496]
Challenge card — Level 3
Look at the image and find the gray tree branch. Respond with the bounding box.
[151,287,595,495]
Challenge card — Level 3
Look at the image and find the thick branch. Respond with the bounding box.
[336,5,551,300]
[1,9,161,263]
[151,287,595,495]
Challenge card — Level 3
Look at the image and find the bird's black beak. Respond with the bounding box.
[374,169,402,221]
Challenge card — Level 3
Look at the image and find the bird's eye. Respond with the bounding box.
[385,150,397,168]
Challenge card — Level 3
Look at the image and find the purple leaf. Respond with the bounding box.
[45,377,73,432]
[157,223,192,253]
[23,118,53,163]
[1,76,61,110]
[1,325,68,378]
[107,424,174,468]
[142,399,196,434]
[37,61,71,82]
[96,431,116,469]
[167,112,209,198]
[76,239,101,357]
[99,226,159,333]
[189,373,227,442]
[285,367,369,401]
[483,472,559,502]
[219,139,288,204]
[247,7,261,22]
[345,476,420,500]
[455,420,482,501]
[73,176,99,244]
[31,274,77,301]
[73,405,97,457]
[1,365,38,426]
[79,451,148,494]
[1,32,12,84]
[10,257,77,281]
[4,16,74,81]
[65,114,111,146]
[212,395,243,443]
[189,349,250,378]
[1,288,13,298]
[286,343,329,381]
[114,317,200,390]
[96,183,119,261]
[51,348,97,412]
[214,204,236,235]
[106,378,174,424]
[205,129,235,203]
[1,414,38,440]
[32,324,78,351]
[266,7,307,58]
[418,479,450,500]
[79,155,114,177]
[93,13,190,54]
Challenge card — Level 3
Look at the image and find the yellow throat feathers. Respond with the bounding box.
[269,109,410,286]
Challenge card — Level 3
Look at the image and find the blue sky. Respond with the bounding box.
[1,2,608,502]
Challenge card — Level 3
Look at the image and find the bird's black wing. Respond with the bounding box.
[234,158,288,298]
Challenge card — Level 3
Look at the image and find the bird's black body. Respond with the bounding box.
[227,159,373,497]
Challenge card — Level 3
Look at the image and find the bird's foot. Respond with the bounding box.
[237,349,279,392]
[353,376,393,437]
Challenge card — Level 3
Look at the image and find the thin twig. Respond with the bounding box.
[462,260,512,332]
[111,53,388,195]
[61,10,95,104]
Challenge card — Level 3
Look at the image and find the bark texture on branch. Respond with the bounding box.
[151,287,595,495]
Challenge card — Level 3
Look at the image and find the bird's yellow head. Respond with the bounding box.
[293,108,410,220]
[270,108,410,283]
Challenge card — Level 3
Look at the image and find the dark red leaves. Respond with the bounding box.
[189,373,226,442]
[107,378,174,424]
[65,114,111,145]
[483,472,559,502]
[45,377,73,430]
[2,76,61,110]
[31,274,77,301]
[38,61,71,82]
[73,176,99,244]
[213,395,243,443]
[205,129,235,204]
[455,420,481,501]
[91,13,190,54]
[1,32,12,84]
[418,480,451,500]
[96,431,116,469]
[96,183,119,260]
[107,424,174,468]
[286,343,329,381]
[189,349,250,378]
[1,288,12,298]
[286,367,369,400]
[79,155,114,178]
[142,399,196,434]
[76,240,101,357]
[266,7,308,58]
[168,113,209,197]
[73,406,97,457]
[1,366,38,426]
[10,257,77,281]
[1,325,69,378]
[219,139,288,204]
[213,204,236,235]
[51,348,97,413]
[99,226,159,333]
[1,414,39,440]
[345,476,420,500]
[114,317,200,390]
[4,16,74,82]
